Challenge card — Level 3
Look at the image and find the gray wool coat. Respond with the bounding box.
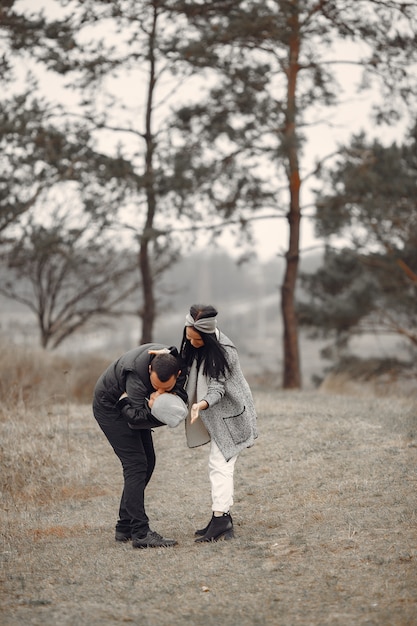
[185,331,258,461]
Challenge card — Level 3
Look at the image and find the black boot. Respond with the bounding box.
[115,530,131,542]
[194,514,215,537]
[195,513,234,543]
[132,530,177,548]
[195,512,234,537]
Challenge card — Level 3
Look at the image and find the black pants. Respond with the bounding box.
[93,401,155,539]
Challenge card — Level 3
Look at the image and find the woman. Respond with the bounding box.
[181,304,258,542]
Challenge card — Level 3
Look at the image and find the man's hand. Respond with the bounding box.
[149,389,164,408]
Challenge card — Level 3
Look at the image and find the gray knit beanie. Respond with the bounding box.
[151,393,188,428]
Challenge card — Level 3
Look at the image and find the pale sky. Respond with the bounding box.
[219,90,407,262]
[16,0,412,262]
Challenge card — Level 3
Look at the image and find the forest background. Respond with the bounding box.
[1,4,417,624]
[1,0,416,392]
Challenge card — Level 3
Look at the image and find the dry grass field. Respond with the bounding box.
[1,373,416,625]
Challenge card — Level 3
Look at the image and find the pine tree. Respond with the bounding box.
[299,125,417,352]
[168,0,417,387]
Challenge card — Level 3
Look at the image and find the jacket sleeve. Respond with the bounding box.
[116,372,164,428]
[116,397,165,429]
[203,375,226,408]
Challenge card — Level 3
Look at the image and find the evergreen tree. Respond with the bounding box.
[298,125,417,352]
[167,0,417,387]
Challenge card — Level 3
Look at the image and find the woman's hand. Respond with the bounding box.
[190,403,200,423]
[148,348,170,355]
[190,400,208,423]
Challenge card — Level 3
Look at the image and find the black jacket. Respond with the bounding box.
[93,343,187,429]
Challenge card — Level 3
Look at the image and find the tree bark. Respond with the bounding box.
[139,236,155,344]
[281,4,301,389]
[139,3,158,345]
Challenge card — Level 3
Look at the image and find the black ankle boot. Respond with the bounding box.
[195,514,215,537]
[195,513,234,543]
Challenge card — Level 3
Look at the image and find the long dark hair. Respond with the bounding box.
[180,304,231,379]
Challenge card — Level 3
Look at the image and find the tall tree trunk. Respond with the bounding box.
[281,5,301,389]
[139,4,157,345]
[139,235,155,344]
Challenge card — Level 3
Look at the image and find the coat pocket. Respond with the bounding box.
[223,407,251,445]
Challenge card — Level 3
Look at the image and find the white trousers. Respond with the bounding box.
[208,440,238,513]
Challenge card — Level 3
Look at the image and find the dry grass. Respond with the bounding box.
[1,383,416,626]
[0,341,109,416]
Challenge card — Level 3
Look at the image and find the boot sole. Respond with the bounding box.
[132,541,178,548]
[195,529,234,543]
[115,535,131,542]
